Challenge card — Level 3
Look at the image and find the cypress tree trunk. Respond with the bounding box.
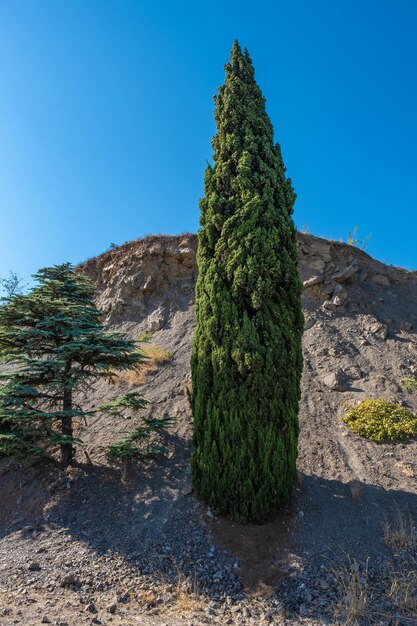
[191,41,303,523]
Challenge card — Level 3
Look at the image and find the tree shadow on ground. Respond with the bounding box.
[210,472,417,621]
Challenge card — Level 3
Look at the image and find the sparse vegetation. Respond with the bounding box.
[335,558,370,625]
[137,330,154,342]
[341,399,417,442]
[388,555,417,617]
[104,407,173,462]
[170,570,204,615]
[111,345,173,386]
[402,376,417,393]
[383,508,417,618]
[383,507,416,551]
[0,271,26,301]
[347,226,371,250]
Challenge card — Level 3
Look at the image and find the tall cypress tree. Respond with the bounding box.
[191,41,303,523]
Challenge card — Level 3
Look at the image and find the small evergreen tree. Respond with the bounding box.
[191,41,303,523]
[0,271,26,300]
[0,263,152,466]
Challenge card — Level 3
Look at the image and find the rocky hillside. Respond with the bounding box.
[79,231,417,487]
[1,232,416,626]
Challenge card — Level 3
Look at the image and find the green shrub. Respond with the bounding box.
[341,399,417,442]
[401,376,417,393]
[137,331,153,343]
[105,415,174,461]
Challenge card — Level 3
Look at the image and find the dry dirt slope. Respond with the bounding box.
[0,232,416,625]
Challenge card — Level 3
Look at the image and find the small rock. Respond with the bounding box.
[344,365,362,380]
[367,321,388,340]
[107,603,117,614]
[147,306,166,331]
[303,275,323,289]
[400,321,412,332]
[309,240,331,261]
[116,591,129,603]
[86,602,97,613]
[310,257,326,272]
[370,273,390,286]
[322,300,338,312]
[322,371,347,392]
[28,561,41,571]
[321,282,335,296]
[60,573,78,587]
[333,287,348,305]
[41,617,51,624]
[332,259,359,283]
[303,316,316,331]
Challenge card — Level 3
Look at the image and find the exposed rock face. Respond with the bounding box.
[80,232,417,477]
[81,232,417,334]
[81,235,197,324]
[80,231,417,445]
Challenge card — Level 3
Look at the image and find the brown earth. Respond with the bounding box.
[0,232,416,625]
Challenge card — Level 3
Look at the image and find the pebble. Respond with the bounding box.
[60,573,78,587]
[107,602,117,614]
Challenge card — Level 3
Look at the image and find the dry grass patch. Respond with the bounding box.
[171,574,205,614]
[334,558,370,625]
[388,555,417,617]
[383,508,416,552]
[138,588,160,607]
[110,345,173,386]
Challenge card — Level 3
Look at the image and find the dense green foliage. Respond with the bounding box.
[341,399,417,442]
[0,264,156,466]
[191,41,303,523]
[103,394,174,461]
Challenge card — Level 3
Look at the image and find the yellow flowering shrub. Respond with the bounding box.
[341,399,417,442]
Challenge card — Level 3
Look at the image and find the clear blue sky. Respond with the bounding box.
[1,0,417,285]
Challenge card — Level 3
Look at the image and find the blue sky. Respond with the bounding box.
[1,0,416,285]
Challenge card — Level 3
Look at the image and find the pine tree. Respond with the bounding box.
[191,41,303,523]
[0,263,151,466]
